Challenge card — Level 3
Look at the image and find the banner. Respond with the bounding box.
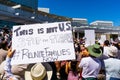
[11,21,75,64]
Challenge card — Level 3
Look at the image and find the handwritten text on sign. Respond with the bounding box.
[11,22,75,65]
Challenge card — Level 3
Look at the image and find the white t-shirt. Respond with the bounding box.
[79,57,101,78]
[104,58,120,80]
[102,46,110,59]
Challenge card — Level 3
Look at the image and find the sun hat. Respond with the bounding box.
[108,46,118,57]
[87,44,102,57]
[25,63,53,80]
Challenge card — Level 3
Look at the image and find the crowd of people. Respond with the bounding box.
[0,27,120,80]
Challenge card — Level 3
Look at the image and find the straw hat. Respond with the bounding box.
[87,44,102,57]
[25,63,53,80]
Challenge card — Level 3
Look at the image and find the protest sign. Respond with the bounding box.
[101,35,106,44]
[85,30,95,46]
[11,21,75,64]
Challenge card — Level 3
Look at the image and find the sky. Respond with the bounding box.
[38,0,120,26]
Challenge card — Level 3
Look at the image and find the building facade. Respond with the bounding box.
[71,18,88,27]
[10,0,38,10]
[0,0,70,28]
[38,7,50,13]
[90,20,113,27]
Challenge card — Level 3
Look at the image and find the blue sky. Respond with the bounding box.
[38,0,120,26]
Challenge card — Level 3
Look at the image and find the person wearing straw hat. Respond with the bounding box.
[24,62,53,80]
[103,46,120,80]
[78,44,102,80]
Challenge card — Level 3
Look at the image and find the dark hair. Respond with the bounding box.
[1,37,5,41]
[104,40,110,46]
[70,61,78,76]
[0,41,8,50]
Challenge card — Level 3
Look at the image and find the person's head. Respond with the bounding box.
[0,36,5,41]
[81,48,89,57]
[25,63,53,80]
[2,26,9,34]
[70,60,78,75]
[71,61,77,70]
[80,44,85,51]
[87,44,102,58]
[111,41,119,49]
[0,41,8,50]
[108,46,118,58]
[104,40,110,46]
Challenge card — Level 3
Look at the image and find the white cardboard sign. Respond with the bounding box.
[85,30,95,46]
[11,21,75,65]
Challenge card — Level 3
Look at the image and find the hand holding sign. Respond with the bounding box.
[7,48,16,58]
